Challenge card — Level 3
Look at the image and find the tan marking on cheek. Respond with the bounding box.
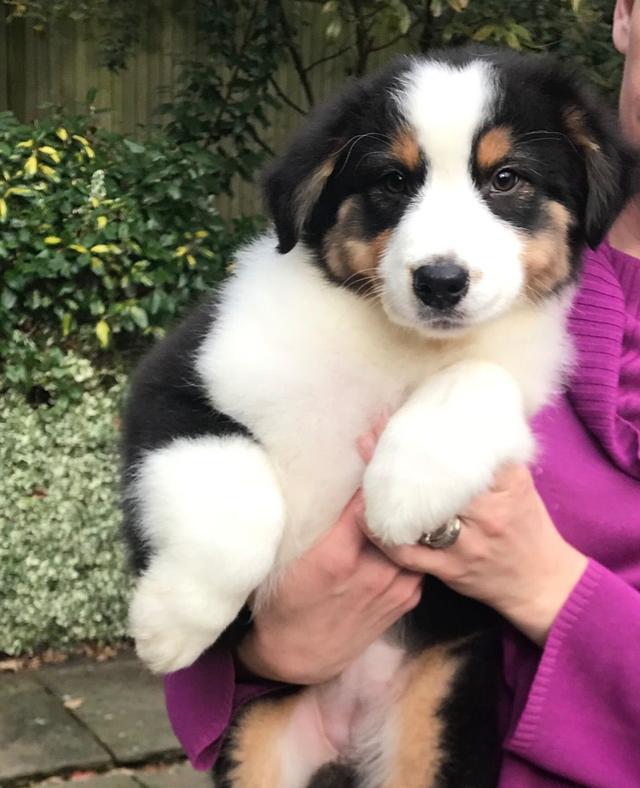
[324,198,390,285]
[521,200,572,298]
[383,646,461,788]
[564,107,601,153]
[476,126,513,169]
[391,127,421,169]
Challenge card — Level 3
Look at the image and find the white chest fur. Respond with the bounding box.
[196,236,572,567]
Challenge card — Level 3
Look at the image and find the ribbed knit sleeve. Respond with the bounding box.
[568,242,640,480]
[164,647,280,771]
[501,560,640,787]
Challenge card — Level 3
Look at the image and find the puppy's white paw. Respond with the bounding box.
[363,403,534,546]
[129,567,241,674]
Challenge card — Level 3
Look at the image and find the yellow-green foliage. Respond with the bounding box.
[0,378,132,655]
[0,108,260,362]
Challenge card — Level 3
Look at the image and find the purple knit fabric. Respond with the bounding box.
[164,240,640,784]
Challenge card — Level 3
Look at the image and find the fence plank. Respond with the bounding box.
[0,1,405,218]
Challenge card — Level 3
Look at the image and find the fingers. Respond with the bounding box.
[316,489,368,557]
[357,508,466,577]
[356,410,391,463]
[374,573,423,632]
[357,432,377,464]
[489,462,532,492]
[372,539,452,575]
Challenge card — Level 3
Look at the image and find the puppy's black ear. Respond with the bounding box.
[564,89,638,249]
[262,57,412,254]
[262,101,349,255]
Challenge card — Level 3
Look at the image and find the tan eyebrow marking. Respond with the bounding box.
[390,127,421,169]
[476,125,513,169]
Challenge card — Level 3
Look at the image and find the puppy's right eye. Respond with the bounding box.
[491,168,520,193]
[381,171,407,194]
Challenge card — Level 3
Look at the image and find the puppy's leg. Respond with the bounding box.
[363,359,534,546]
[215,688,346,788]
[128,434,285,674]
[379,646,461,788]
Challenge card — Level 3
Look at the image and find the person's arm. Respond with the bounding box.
[369,464,640,785]
[164,645,280,770]
[501,560,640,787]
[164,486,422,771]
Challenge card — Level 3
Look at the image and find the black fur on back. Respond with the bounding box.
[436,631,503,787]
[120,298,253,573]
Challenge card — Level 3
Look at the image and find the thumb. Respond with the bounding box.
[316,489,367,556]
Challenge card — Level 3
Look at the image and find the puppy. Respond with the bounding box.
[122,46,634,787]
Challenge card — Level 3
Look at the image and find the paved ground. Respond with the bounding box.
[0,656,212,787]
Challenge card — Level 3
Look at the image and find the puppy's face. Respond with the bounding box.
[265,49,635,337]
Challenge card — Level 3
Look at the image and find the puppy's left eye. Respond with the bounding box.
[381,171,407,194]
[491,168,520,193]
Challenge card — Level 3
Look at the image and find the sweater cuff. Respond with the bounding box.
[164,645,282,771]
[506,559,604,754]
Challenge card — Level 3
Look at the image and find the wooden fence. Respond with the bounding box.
[0,2,402,217]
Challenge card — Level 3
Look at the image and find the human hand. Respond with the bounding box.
[363,464,588,647]
[236,434,422,684]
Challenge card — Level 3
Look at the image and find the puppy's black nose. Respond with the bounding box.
[412,261,469,309]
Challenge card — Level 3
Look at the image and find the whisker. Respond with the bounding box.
[334,132,394,175]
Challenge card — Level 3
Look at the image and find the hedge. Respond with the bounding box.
[0,104,262,654]
[0,376,130,654]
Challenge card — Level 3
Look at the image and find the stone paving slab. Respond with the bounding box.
[136,762,212,788]
[37,658,181,766]
[30,763,212,788]
[34,773,138,788]
[0,673,111,783]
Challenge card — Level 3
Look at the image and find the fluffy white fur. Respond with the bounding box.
[381,61,527,335]
[129,434,285,673]
[131,229,571,675]
[129,59,572,702]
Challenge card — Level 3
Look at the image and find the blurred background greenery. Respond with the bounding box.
[0,0,623,655]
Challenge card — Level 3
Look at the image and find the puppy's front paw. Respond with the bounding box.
[363,414,534,546]
[129,566,241,674]
[363,438,455,546]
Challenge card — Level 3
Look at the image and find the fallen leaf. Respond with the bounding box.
[70,770,97,780]
[0,658,22,672]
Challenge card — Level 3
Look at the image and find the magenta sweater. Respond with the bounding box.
[164,240,640,785]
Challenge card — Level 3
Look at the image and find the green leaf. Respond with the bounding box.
[473,24,497,42]
[129,306,148,329]
[325,18,342,40]
[95,319,110,347]
[504,30,521,49]
[61,313,72,336]
[123,139,146,154]
[2,288,16,309]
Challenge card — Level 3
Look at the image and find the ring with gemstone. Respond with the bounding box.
[418,516,462,549]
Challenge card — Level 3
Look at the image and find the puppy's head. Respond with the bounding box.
[264,48,637,337]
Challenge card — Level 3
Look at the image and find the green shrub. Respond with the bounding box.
[0,107,262,364]
[0,375,130,655]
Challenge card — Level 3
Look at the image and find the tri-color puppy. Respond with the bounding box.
[122,47,635,787]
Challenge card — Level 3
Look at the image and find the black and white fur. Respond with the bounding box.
[122,47,634,787]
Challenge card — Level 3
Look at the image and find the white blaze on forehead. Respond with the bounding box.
[398,59,498,174]
[379,58,525,333]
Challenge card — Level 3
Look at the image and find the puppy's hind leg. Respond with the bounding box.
[127,434,285,674]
